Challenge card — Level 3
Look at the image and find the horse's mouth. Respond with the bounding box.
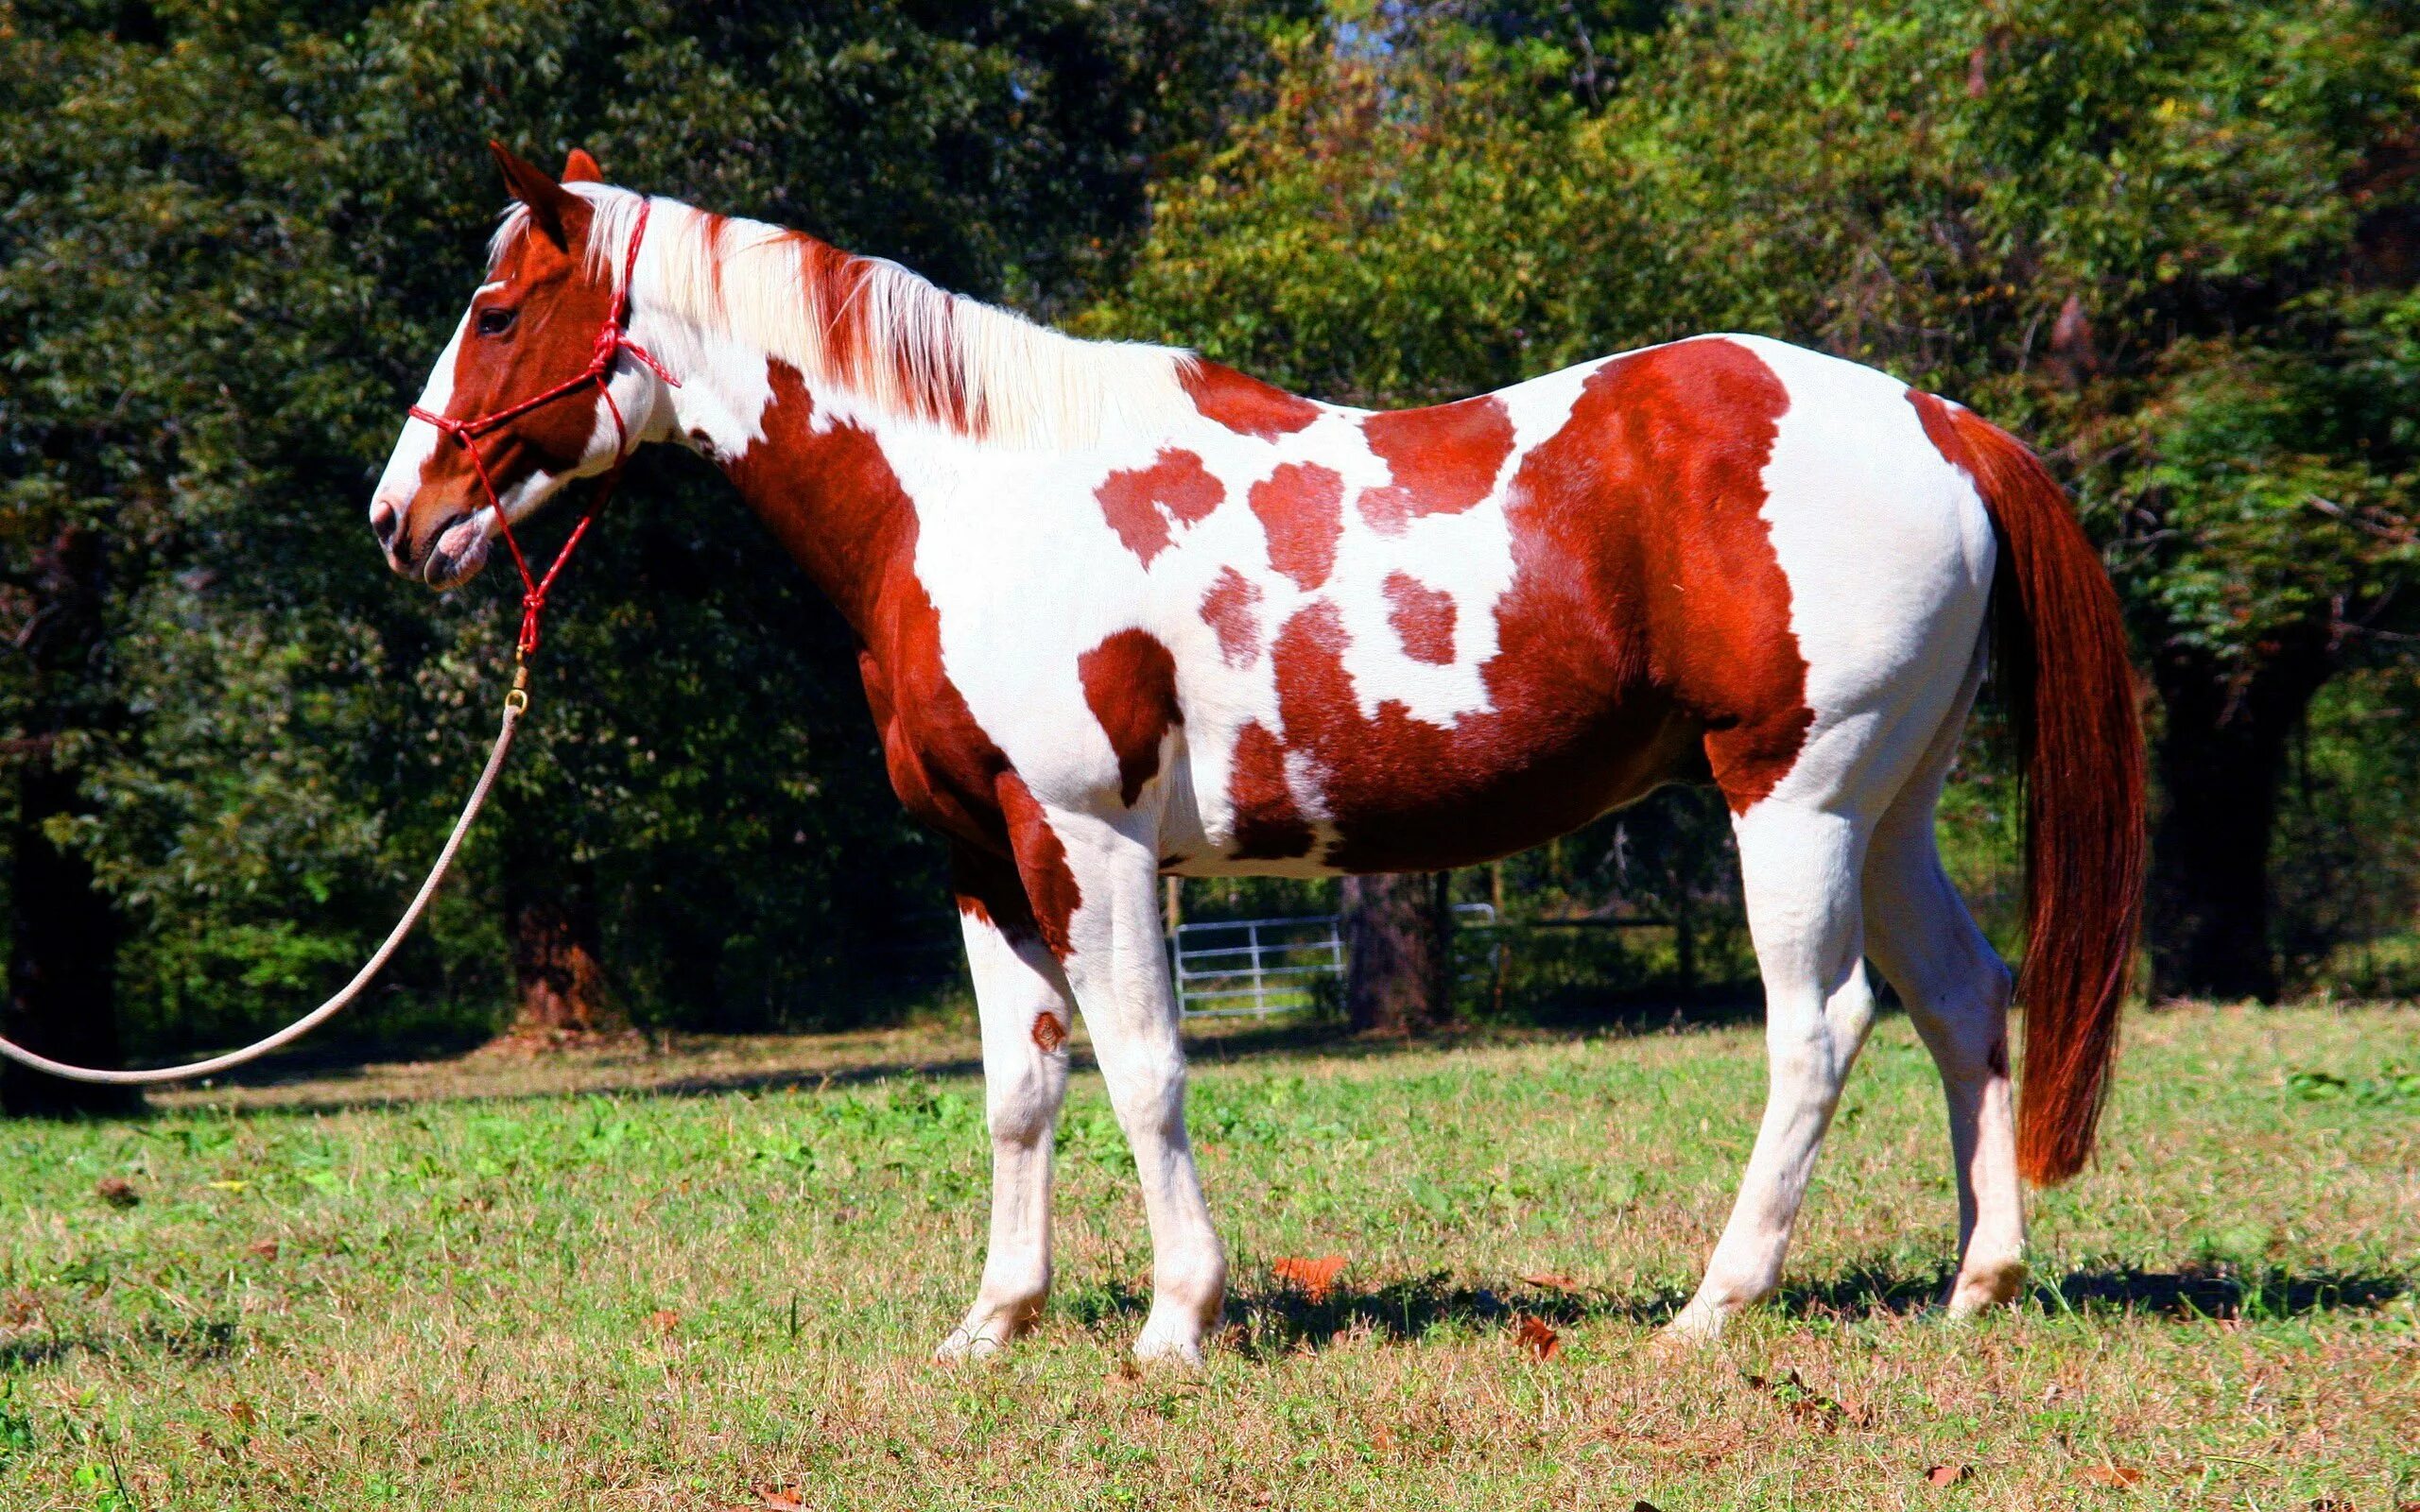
[414,510,494,591]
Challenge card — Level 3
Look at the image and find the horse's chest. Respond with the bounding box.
[856,628,1017,854]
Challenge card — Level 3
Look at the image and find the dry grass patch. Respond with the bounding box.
[1,1002,2412,1508]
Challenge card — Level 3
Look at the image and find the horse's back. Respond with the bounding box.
[1149,335,1997,870]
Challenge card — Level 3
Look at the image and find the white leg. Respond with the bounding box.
[936,847,1075,1361]
[1861,733,2027,1314]
[1668,801,1876,1340]
[1045,807,1226,1366]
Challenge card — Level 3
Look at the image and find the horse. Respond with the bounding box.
[372,145,2144,1365]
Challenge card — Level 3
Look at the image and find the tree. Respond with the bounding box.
[1094,0,2420,1002]
[1341,872,1453,1034]
[0,526,134,1114]
[0,0,1309,1100]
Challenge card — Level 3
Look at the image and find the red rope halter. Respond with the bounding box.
[408,198,676,658]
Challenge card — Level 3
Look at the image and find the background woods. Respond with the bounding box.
[0,0,1310,1101]
[2,0,2416,1099]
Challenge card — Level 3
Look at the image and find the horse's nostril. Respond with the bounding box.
[371,499,401,546]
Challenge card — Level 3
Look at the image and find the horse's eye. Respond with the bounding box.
[475,306,517,337]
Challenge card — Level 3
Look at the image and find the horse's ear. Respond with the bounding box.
[562,147,604,183]
[488,140,586,251]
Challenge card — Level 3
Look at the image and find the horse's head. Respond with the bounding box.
[372,144,666,589]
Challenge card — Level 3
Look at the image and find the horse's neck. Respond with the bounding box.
[654,329,949,637]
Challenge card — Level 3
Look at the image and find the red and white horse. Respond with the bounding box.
[374,147,2144,1363]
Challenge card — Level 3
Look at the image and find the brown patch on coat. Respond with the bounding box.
[1355,394,1515,534]
[1098,448,1225,567]
[1079,629,1184,807]
[1225,720,1314,860]
[1200,568,1263,668]
[997,773,1080,959]
[1029,1012,1068,1053]
[1243,339,1807,869]
[729,363,1080,954]
[1249,462,1346,592]
[1382,572,1457,664]
[1182,360,1321,438]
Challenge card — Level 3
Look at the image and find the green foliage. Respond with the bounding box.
[1096,0,2420,988]
[8,0,2417,1050]
[1084,25,1629,403]
[0,0,1300,1051]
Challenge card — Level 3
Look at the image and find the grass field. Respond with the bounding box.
[0,1002,2413,1509]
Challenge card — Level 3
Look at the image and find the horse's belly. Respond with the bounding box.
[1174,695,1704,876]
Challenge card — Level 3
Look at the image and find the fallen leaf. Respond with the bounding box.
[226,1400,258,1431]
[757,1487,805,1511]
[247,1239,279,1262]
[1514,1314,1562,1360]
[2077,1465,2143,1487]
[1271,1254,1346,1303]
[95,1177,139,1209]
[1634,1502,1665,1512]
[1519,1271,1585,1292]
[648,1309,681,1334]
[1924,1465,1971,1486]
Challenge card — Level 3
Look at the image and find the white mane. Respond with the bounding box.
[491,186,1200,449]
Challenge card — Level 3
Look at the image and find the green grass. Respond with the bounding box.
[1,1003,2413,1509]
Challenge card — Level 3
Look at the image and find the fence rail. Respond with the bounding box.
[1169,903,1497,1018]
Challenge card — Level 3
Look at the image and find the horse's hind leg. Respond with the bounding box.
[1668,798,1878,1340]
[1859,686,2027,1314]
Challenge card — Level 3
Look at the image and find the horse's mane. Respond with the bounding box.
[488,187,1198,450]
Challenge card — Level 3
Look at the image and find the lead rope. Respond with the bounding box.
[0,669,527,1087]
[0,200,669,1087]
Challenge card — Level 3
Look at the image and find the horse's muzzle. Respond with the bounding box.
[417,509,494,589]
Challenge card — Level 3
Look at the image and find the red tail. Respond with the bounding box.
[1919,397,2145,1185]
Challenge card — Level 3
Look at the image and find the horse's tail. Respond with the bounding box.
[1932,400,2145,1185]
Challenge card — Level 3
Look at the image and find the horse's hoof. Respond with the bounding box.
[933,1326,1011,1364]
[1132,1317,1209,1369]
[1945,1258,2028,1317]
[1658,1299,1730,1347]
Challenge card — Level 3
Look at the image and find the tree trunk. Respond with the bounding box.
[2,758,137,1115]
[499,837,617,1040]
[2146,632,2331,1002]
[1341,870,1453,1034]
[2,525,134,1117]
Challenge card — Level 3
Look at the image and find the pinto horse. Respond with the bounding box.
[373,146,2144,1363]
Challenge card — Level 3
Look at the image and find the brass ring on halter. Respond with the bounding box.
[505,686,529,715]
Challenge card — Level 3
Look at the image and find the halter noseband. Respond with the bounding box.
[407,198,677,659]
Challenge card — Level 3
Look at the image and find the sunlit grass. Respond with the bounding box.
[1,1003,2412,1508]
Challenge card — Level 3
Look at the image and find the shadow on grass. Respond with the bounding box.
[1065,1260,2410,1356]
[0,1316,239,1369]
[112,988,1769,1118]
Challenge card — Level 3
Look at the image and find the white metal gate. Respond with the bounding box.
[1169,903,1495,1018]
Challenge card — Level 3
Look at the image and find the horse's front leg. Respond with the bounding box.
[936,844,1076,1361]
[1037,803,1226,1366]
